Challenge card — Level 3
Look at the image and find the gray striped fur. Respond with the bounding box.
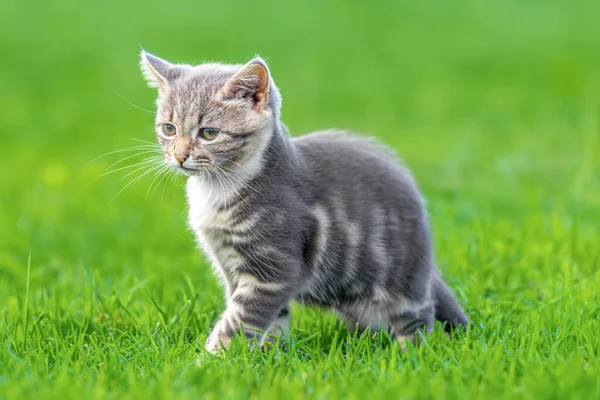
[140,52,468,353]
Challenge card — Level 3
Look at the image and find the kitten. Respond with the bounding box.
[140,52,468,352]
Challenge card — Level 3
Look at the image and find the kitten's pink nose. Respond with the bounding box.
[174,154,188,164]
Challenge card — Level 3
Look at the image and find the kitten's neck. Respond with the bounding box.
[255,122,296,176]
[186,121,295,210]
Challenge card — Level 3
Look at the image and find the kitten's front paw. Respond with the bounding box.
[205,327,269,354]
[205,328,232,354]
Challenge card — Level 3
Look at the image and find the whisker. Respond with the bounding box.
[108,162,166,205]
[103,150,163,172]
[130,138,161,146]
[145,166,165,198]
[219,157,245,170]
[216,163,260,196]
[100,156,163,177]
[146,164,171,198]
[151,166,174,198]
[115,91,155,114]
[89,145,161,164]
[208,172,217,209]
[213,166,246,211]
[211,169,222,206]
[112,158,164,181]
[158,168,177,200]
[214,169,229,210]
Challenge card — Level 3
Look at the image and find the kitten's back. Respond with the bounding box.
[291,130,433,302]
[292,130,423,210]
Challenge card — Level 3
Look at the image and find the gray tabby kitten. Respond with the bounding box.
[140,52,467,353]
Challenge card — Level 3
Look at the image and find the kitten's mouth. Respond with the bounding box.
[178,165,200,175]
[176,164,211,176]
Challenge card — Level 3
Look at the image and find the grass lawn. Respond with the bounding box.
[1,0,599,398]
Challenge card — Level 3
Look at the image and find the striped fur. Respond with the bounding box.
[140,52,468,353]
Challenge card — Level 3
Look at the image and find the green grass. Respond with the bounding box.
[1,0,600,398]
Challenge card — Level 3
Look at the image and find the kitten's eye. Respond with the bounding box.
[162,124,176,136]
[200,128,220,141]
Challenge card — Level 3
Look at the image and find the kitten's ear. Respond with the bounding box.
[220,57,270,112]
[140,51,182,89]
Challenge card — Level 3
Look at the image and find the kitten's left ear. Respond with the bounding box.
[220,57,270,112]
[140,51,185,89]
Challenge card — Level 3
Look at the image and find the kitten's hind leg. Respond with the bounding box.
[337,306,388,338]
[389,303,434,352]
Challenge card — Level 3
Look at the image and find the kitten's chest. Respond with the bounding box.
[186,177,253,273]
[186,176,237,230]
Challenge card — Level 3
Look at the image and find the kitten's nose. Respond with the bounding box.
[174,154,188,165]
[172,137,192,165]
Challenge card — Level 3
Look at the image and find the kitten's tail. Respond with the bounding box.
[432,269,468,332]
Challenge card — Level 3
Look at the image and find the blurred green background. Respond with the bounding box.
[1,0,599,398]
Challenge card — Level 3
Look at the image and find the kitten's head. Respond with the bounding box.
[140,51,281,178]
